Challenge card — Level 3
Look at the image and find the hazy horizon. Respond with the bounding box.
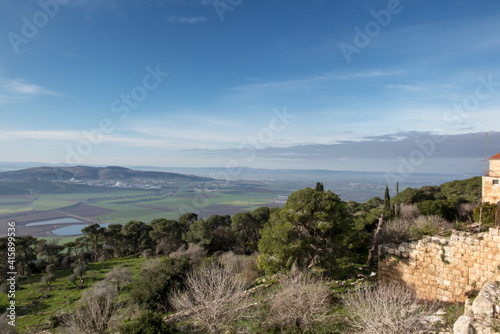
[1,0,499,176]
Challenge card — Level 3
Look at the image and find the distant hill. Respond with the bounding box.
[0,166,211,182]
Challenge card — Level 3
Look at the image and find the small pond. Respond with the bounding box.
[52,223,111,236]
[26,217,85,226]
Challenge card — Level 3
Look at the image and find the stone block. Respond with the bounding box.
[453,315,475,334]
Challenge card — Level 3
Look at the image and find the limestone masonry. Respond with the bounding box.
[378,228,500,302]
[482,152,500,205]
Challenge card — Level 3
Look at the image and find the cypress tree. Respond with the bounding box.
[384,185,391,212]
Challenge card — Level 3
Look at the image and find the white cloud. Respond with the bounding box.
[386,84,428,92]
[336,70,407,80]
[0,78,57,104]
[167,15,207,23]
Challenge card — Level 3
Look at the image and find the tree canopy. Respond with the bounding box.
[258,187,351,274]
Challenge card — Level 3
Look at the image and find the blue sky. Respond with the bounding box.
[1,0,500,175]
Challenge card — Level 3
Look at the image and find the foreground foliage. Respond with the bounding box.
[342,282,437,334]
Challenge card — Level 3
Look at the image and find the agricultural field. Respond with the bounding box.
[0,181,291,238]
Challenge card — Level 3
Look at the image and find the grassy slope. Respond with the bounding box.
[0,256,145,333]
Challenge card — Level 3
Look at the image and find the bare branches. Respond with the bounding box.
[342,282,437,334]
[171,263,251,333]
[63,282,122,334]
[268,273,333,334]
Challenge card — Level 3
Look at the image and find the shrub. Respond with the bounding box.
[63,281,122,334]
[169,244,206,265]
[342,282,436,334]
[380,218,413,244]
[239,254,264,288]
[473,202,498,226]
[131,258,189,312]
[381,215,453,243]
[399,204,419,219]
[171,263,251,333]
[409,215,453,240]
[267,273,334,334]
[217,251,243,273]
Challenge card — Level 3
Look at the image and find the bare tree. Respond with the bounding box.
[171,263,251,333]
[105,267,132,292]
[63,281,122,334]
[342,282,436,334]
[458,202,477,222]
[268,273,333,334]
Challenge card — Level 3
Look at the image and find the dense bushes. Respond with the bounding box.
[131,258,190,312]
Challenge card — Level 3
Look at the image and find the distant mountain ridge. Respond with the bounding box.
[0,166,211,182]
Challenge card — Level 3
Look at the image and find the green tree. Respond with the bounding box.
[14,235,37,276]
[36,239,64,265]
[74,264,87,282]
[417,200,456,221]
[103,224,126,258]
[315,182,324,192]
[384,185,391,213]
[149,218,186,255]
[232,208,269,254]
[258,187,351,274]
[179,212,198,228]
[183,215,234,253]
[81,223,105,261]
[182,218,212,249]
[121,221,153,255]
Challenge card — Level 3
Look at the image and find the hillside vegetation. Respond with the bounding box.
[0,177,488,333]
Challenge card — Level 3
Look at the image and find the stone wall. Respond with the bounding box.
[378,228,500,302]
